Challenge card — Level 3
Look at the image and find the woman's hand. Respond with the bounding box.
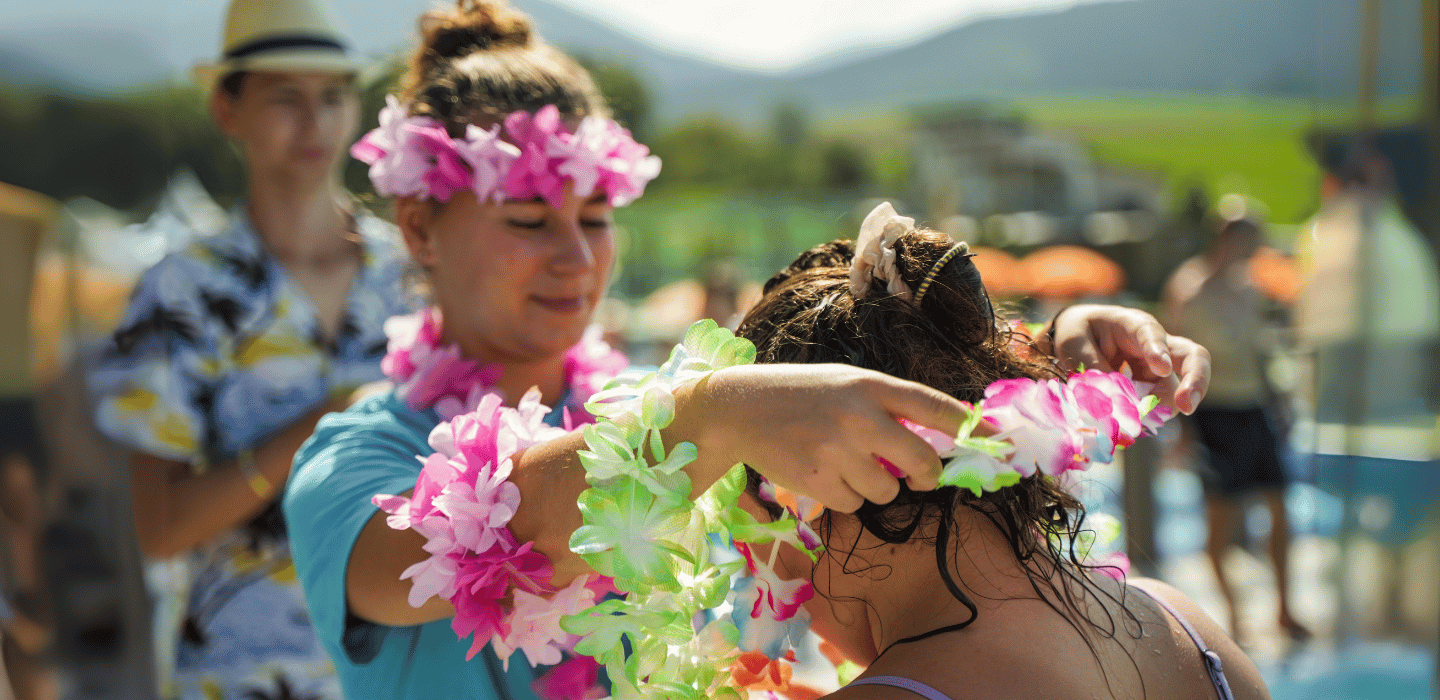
[679,364,970,513]
[1043,304,1211,414]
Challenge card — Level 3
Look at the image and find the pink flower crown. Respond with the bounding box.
[352,96,662,207]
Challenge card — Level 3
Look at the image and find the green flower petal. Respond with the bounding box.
[641,385,676,430]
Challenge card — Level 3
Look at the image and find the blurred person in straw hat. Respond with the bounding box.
[1162,196,1311,646]
[86,0,418,698]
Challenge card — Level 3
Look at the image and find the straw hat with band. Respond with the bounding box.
[193,0,358,96]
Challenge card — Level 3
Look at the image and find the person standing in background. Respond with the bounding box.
[1163,206,1311,645]
[1294,149,1440,641]
[0,183,59,700]
[87,0,416,697]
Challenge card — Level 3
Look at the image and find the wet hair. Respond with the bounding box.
[400,0,607,133]
[736,228,1143,667]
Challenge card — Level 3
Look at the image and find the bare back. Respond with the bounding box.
[831,574,1269,700]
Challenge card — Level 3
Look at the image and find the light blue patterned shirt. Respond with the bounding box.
[90,204,418,700]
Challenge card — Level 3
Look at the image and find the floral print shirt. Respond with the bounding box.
[90,205,418,700]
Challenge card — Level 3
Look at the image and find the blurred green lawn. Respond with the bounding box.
[1016,94,1421,226]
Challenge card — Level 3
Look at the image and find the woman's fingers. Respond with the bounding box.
[1053,315,1109,372]
[1043,305,1213,417]
[866,374,967,491]
[1168,335,1211,414]
[868,373,970,439]
[1100,309,1175,378]
[811,479,866,514]
[711,364,966,512]
[839,456,901,510]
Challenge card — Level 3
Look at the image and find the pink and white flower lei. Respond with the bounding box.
[755,368,1171,583]
[974,368,1171,479]
[352,96,662,207]
[372,307,628,671]
[730,541,815,660]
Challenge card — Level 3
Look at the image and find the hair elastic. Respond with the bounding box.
[913,241,969,305]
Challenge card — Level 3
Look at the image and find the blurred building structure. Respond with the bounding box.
[909,106,1186,300]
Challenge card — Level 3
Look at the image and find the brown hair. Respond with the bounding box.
[737,228,1141,660]
[401,0,607,133]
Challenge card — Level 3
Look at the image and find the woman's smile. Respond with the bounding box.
[530,295,585,313]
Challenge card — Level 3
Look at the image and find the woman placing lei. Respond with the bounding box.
[283,2,1213,699]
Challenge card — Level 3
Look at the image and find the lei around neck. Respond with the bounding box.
[352,96,662,208]
[380,306,628,420]
[372,306,629,686]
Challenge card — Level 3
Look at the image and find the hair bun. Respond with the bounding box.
[420,0,532,61]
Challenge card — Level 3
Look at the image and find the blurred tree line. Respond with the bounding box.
[0,57,905,213]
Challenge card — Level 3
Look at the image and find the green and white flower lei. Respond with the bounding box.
[563,320,814,700]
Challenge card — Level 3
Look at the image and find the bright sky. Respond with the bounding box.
[543,0,1110,70]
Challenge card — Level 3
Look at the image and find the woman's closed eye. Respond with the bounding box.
[507,218,546,230]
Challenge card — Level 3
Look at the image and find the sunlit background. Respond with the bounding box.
[0,0,1436,698]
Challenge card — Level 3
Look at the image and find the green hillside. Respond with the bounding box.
[1015,95,1421,225]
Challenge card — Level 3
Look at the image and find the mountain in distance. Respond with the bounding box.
[0,0,758,101]
[666,0,1424,122]
[0,0,1422,123]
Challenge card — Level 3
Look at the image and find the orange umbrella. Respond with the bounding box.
[1019,245,1125,299]
[967,246,1030,297]
[1248,246,1301,305]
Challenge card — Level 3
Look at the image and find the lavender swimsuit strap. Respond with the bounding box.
[1130,585,1237,700]
[846,676,955,700]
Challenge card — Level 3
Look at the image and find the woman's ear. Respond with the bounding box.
[396,197,439,268]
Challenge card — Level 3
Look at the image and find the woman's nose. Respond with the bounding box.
[550,219,596,275]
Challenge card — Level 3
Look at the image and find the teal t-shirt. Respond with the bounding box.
[284,390,551,700]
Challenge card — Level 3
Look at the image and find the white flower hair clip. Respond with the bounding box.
[849,201,916,301]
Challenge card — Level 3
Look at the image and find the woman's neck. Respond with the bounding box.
[491,353,570,409]
[246,175,353,262]
[862,508,1039,658]
[445,329,571,409]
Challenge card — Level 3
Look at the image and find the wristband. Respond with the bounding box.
[236,449,272,499]
[1045,304,1075,356]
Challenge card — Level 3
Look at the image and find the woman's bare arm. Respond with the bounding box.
[130,400,345,559]
[344,364,969,626]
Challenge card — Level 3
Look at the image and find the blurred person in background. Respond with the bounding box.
[1162,207,1310,645]
[0,183,58,700]
[701,258,746,329]
[1294,147,1440,641]
[85,0,416,697]
[0,456,55,700]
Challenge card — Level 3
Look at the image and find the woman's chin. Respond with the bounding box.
[526,322,590,358]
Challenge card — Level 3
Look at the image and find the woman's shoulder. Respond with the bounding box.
[1126,577,1271,700]
[305,390,434,454]
[287,390,437,510]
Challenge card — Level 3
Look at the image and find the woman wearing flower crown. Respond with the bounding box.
[283,2,1214,699]
[87,0,415,698]
[715,212,1268,700]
